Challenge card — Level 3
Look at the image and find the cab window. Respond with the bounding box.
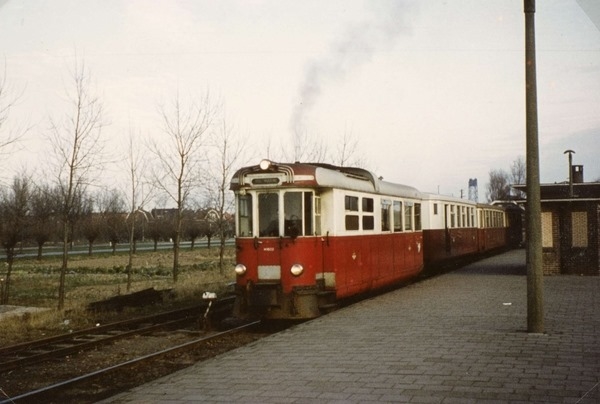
[259,193,279,236]
[237,194,253,236]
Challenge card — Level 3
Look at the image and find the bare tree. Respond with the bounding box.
[147,218,163,252]
[0,174,30,304]
[184,215,202,250]
[0,62,25,164]
[333,128,366,167]
[510,155,527,199]
[48,60,105,310]
[123,130,154,290]
[79,195,100,255]
[206,117,247,273]
[486,169,511,202]
[149,91,217,282]
[97,188,126,255]
[287,128,328,163]
[29,184,58,260]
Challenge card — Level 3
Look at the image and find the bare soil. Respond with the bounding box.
[0,246,250,402]
[0,326,267,403]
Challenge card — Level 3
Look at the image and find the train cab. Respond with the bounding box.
[230,160,425,320]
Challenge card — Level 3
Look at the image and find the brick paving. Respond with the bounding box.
[102,249,600,403]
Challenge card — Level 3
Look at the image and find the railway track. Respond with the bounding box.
[0,320,261,404]
[0,298,233,373]
[0,296,264,403]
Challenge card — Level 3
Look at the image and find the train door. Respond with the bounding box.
[256,192,282,282]
[444,204,451,255]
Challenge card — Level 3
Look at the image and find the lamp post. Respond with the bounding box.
[524,0,544,333]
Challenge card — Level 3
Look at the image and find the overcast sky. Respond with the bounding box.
[1,0,599,200]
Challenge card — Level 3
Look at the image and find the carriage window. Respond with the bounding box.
[314,195,321,235]
[304,192,313,235]
[381,200,391,231]
[237,194,253,237]
[282,191,314,237]
[284,192,302,237]
[345,195,359,211]
[393,201,403,232]
[362,197,374,230]
[450,205,456,228]
[346,215,359,230]
[414,203,421,231]
[259,193,279,237]
[405,202,413,231]
[345,195,359,231]
[433,203,438,215]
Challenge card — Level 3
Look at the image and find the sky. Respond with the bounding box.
[0,0,599,202]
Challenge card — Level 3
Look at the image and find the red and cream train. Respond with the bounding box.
[230,160,511,320]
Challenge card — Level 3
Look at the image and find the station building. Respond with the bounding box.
[515,165,600,276]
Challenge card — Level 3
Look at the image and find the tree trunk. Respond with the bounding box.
[37,243,43,261]
[127,217,135,292]
[58,222,69,310]
[1,252,14,304]
[172,231,180,282]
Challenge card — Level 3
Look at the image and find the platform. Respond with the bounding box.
[102,249,600,403]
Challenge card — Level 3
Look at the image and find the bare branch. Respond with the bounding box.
[46,58,106,309]
[149,90,218,281]
[0,61,25,159]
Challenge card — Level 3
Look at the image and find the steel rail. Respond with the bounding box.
[0,297,235,372]
[0,304,205,356]
[0,316,195,372]
[0,320,261,404]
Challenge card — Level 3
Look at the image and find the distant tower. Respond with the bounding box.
[468,178,478,202]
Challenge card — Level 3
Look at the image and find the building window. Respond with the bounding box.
[541,211,553,248]
[572,211,588,248]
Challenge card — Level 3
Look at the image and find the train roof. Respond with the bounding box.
[231,160,422,199]
[420,192,507,210]
[420,192,477,205]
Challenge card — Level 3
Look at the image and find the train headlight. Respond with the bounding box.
[290,263,304,276]
[234,264,247,276]
[259,159,272,170]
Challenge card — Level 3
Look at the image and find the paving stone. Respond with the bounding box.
[101,249,600,403]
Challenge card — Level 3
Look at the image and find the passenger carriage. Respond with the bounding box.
[230,160,425,320]
[421,193,508,267]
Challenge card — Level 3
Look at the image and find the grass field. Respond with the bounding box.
[0,246,235,344]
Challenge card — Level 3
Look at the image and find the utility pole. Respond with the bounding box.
[524,0,544,333]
